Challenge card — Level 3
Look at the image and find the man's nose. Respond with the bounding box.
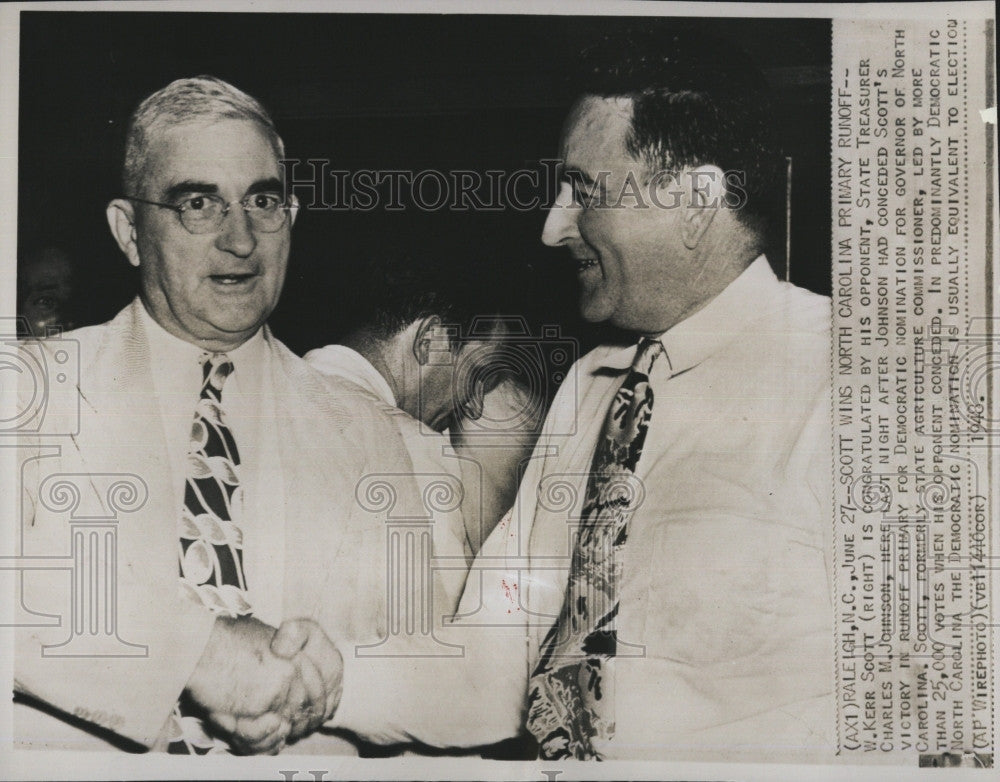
[541,182,581,247]
[214,204,257,258]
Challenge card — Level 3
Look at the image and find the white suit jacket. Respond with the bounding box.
[13,300,430,752]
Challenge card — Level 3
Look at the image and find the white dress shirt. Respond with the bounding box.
[138,303,286,627]
[332,257,836,761]
[303,344,396,406]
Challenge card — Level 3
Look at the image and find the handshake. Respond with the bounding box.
[184,615,344,754]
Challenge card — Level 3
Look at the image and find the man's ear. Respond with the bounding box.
[106,199,141,268]
[680,164,725,250]
[288,194,300,229]
[412,314,443,366]
[461,377,486,422]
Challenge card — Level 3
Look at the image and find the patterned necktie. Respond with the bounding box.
[526,338,665,760]
[168,352,250,754]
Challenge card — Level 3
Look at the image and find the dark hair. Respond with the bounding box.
[349,218,559,412]
[352,220,499,345]
[575,23,783,246]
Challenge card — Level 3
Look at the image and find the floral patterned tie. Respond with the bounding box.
[526,338,664,760]
[168,353,249,754]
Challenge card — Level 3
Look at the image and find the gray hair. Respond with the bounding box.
[121,75,284,195]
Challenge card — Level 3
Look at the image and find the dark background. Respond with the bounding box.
[18,12,832,356]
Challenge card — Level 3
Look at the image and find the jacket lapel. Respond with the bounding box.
[74,301,180,604]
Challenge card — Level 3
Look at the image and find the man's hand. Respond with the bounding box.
[213,618,343,752]
[184,615,337,753]
[270,618,344,729]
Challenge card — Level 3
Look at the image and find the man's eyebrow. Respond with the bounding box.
[563,166,597,187]
[245,177,284,195]
[162,181,219,201]
[160,178,283,202]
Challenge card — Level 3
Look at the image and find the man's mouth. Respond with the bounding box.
[574,257,599,272]
[210,273,258,285]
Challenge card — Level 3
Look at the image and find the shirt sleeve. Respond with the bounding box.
[328,429,565,747]
[327,369,585,748]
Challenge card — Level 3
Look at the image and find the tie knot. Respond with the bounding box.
[200,352,234,392]
[632,338,664,376]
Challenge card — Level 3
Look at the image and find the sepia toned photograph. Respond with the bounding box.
[1,2,995,780]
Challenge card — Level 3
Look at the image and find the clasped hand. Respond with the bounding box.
[186,616,343,754]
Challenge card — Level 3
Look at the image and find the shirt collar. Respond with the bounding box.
[304,344,396,407]
[135,296,266,394]
[594,256,780,376]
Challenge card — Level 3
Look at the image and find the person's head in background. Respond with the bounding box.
[17,244,78,338]
[307,222,551,555]
[449,337,547,449]
[333,228,515,433]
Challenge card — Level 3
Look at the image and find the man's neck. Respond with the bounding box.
[138,294,257,353]
[645,230,759,336]
[340,329,406,410]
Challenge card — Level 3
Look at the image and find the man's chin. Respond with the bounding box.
[205,303,273,335]
[193,319,268,349]
[577,298,612,324]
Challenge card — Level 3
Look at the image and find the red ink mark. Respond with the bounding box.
[501,578,519,603]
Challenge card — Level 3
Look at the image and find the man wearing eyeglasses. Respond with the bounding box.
[13,76,406,755]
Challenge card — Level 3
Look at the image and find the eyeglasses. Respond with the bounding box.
[125,192,294,234]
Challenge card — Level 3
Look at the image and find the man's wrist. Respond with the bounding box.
[325,650,344,722]
[184,616,226,709]
[186,615,268,713]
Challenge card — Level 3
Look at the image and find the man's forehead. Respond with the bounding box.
[143,117,281,189]
[560,95,638,170]
[25,265,72,288]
